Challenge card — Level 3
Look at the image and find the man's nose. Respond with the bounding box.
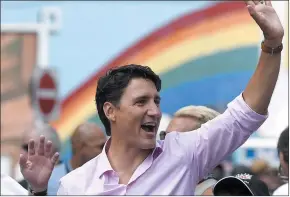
[147,104,161,118]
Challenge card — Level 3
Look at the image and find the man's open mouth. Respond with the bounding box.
[141,123,156,133]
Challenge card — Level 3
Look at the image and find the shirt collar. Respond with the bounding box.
[95,138,114,178]
[95,137,163,178]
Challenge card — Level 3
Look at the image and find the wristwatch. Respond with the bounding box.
[28,186,47,196]
[261,41,283,55]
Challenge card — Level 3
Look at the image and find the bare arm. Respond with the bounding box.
[243,1,284,115]
[243,40,282,115]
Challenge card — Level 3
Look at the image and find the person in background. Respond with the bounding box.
[251,159,282,194]
[273,127,289,195]
[260,168,283,194]
[166,105,220,195]
[211,164,225,181]
[231,165,253,176]
[194,175,218,195]
[166,105,220,134]
[251,159,270,176]
[213,173,270,196]
[67,122,106,172]
[18,124,63,195]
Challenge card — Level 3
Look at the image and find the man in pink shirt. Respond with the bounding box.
[19,1,284,195]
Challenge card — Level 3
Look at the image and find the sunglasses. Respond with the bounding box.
[159,131,167,140]
[21,144,29,152]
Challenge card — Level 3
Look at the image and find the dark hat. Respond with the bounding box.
[213,173,270,196]
[231,165,253,175]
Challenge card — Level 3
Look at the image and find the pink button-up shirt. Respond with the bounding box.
[58,94,267,195]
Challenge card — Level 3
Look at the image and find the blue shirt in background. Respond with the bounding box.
[48,161,71,195]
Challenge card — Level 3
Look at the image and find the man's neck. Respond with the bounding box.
[70,156,81,170]
[107,137,152,184]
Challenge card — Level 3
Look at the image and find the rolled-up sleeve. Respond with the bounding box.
[173,93,268,182]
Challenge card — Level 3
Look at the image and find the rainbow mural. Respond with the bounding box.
[51,2,262,158]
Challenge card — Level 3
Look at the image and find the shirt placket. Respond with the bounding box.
[102,171,127,195]
[125,153,155,194]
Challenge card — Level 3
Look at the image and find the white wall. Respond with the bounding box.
[257,1,289,138]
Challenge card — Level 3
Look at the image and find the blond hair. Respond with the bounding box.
[174,105,220,125]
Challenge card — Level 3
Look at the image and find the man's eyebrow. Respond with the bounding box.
[133,95,150,100]
[133,94,161,100]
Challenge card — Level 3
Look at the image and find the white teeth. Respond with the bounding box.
[143,122,156,126]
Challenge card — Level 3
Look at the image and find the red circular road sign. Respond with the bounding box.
[37,71,57,115]
[32,67,59,122]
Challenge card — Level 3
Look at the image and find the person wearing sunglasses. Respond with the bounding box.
[18,124,62,195]
[19,1,285,195]
[273,127,289,195]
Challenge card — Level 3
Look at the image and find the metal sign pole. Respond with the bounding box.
[1,7,61,68]
[1,7,62,125]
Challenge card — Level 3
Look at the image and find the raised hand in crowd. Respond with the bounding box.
[19,135,59,194]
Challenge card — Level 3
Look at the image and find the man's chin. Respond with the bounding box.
[140,138,156,149]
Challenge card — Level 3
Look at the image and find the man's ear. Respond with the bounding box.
[103,102,116,122]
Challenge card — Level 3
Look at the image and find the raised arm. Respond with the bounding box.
[243,0,284,115]
[167,1,284,183]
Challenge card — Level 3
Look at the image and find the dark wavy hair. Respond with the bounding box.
[95,64,161,136]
